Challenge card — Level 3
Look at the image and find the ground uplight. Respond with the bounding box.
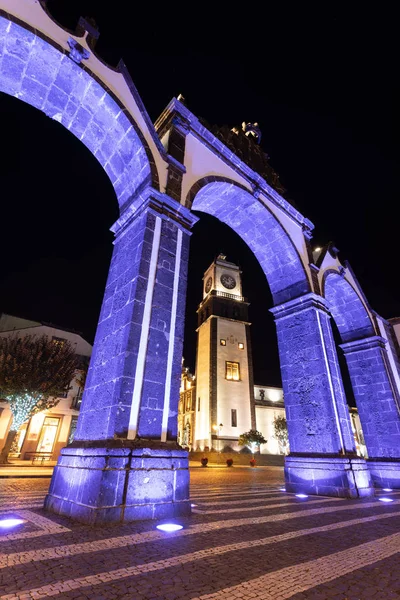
[378,497,394,503]
[295,494,309,499]
[156,523,183,532]
[0,518,24,529]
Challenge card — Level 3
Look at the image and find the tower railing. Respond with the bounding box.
[199,289,246,308]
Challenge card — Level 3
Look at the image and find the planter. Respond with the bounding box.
[226,458,233,467]
[249,459,256,467]
[201,457,208,467]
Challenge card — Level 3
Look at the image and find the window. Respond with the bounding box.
[220,339,226,346]
[198,397,201,411]
[225,361,240,381]
[238,342,244,350]
[52,336,66,347]
[36,417,60,453]
[71,387,83,409]
[68,417,78,445]
[231,409,237,427]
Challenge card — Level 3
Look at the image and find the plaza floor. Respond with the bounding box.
[0,467,399,599]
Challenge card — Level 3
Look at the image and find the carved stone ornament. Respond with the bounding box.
[68,38,90,64]
[199,117,286,196]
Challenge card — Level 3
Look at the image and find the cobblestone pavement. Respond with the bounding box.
[0,467,399,599]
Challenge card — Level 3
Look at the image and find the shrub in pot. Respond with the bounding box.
[249,458,256,467]
[226,458,233,467]
[201,457,208,467]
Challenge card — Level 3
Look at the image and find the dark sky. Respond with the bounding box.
[0,2,398,386]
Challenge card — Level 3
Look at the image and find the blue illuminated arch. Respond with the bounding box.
[189,178,311,304]
[0,14,158,209]
[323,272,375,342]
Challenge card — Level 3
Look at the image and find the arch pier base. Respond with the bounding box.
[340,337,400,490]
[272,293,374,498]
[45,192,196,524]
[366,459,400,491]
[284,455,373,498]
[45,442,190,524]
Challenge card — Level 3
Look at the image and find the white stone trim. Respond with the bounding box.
[315,310,345,452]
[161,228,183,442]
[127,216,162,439]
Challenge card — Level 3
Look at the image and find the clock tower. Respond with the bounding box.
[194,255,256,451]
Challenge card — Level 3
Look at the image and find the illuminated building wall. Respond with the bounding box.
[0,314,91,461]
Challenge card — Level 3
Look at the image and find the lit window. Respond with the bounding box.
[52,336,65,347]
[238,342,244,350]
[231,409,237,427]
[220,339,226,346]
[226,361,240,381]
[198,397,201,412]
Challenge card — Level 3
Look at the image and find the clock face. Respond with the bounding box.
[220,273,236,290]
[205,276,212,293]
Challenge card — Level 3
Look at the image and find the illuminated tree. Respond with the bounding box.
[238,429,267,457]
[0,334,78,463]
[273,415,289,455]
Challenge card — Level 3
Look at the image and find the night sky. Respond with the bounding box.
[0,3,398,387]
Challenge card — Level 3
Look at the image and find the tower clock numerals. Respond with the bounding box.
[220,273,236,290]
[205,277,213,293]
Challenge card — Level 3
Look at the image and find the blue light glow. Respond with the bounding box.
[191,504,197,507]
[156,523,183,532]
[383,488,393,492]
[0,518,24,529]
[279,488,286,492]
[378,497,394,503]
[295,494,309,499]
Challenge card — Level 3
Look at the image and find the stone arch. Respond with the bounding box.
[323,271,376,342]
[0,13,159,210]
[322,270,400,468]
[188,178,311,305]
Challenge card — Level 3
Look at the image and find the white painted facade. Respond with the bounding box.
[194,257,255,451]
[215,318,252,440]
[0,314,92,461]
[193,319,211,448]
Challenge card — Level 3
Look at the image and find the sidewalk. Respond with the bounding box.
[0,459,281,477]
[0,459,56,477]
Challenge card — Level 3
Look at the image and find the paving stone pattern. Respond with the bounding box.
[0,469,399,599]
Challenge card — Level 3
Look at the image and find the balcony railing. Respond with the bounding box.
[199,289,246,308]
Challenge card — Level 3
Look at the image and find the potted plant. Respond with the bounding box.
[226,458,233,467]
[200,457,208,467]
[238,429,266,469]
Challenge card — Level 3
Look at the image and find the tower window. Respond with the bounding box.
[231,409,237,427]
[220,339,226,346]
[226,361,240,381]
[238,342,244,350]
[198,397,201,411]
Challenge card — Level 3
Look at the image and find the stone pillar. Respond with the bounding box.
[271,293,373,498]
[45,191,198,524]
[340,336,400,489]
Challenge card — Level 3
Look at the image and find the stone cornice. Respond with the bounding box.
[111,187,199,238]
[340,336,387,355]
[270,292,329,321]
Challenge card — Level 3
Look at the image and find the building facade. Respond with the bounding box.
[179,256,287,454]
[194,255,255,451]
[0,314,92,461]
[178,258,368,458]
